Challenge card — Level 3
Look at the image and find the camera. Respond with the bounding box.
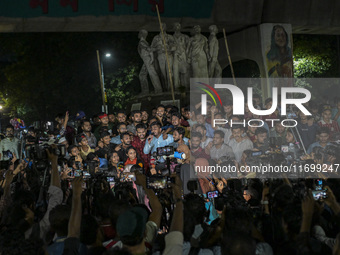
[155,146,186,159]
[120,172,136,182]
[2,150,13,159]
[251,151,262,157]
[84,160,99,174]
[146,175,175,189]
[106,176,115,189]
[25,143,66,160]
[157,146,174,157]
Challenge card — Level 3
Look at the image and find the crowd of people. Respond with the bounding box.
[0,95,340,255]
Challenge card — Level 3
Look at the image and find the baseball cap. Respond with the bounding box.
[75,111,86,120]
[76,135,87,143]
[116,206,148,243]
[99,113,108,119]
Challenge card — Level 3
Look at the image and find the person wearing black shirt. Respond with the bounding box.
[96,131,116,159]
[114,132,132,163]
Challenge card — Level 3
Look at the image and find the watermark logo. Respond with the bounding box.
[198,83,312,128]
[197,82,223,112]
[200,84,311,116]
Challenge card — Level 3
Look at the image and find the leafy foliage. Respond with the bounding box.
[105,63,140,111]
[293,35,339,78]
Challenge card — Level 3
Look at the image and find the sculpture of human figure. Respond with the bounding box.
[138,29,162,94]
[172,22,190,89]
[151,23,176,91]
[208,25,222,83]
[187,25,211,78]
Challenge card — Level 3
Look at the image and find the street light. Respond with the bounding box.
[96,50,111,114]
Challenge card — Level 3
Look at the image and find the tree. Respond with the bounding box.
[292,35,340,99]
[293,35,338,78]
[105,63,139,111]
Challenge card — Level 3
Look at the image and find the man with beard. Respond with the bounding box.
[116,110,127,124]
[297,110,318,149]
[171,112,190,138]
[253,127,269,152]
[80,119,97,149]
[127,110,142,135]
[115,132,132,162]
[110,122,127,145]
[132,124,150,171]
[206,130,235,161]
[155,105,170,128]
[0,125,20,160]
[195,124,212,150]
[228,126,253,163]
[190,132,210,160]
[170,127,189,149]
[141,110,149,125]
[143,122,173,156]
[269,120,287,146]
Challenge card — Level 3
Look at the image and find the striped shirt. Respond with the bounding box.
[318,119,340,135]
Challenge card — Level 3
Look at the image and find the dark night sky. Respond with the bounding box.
[0,32,146,121]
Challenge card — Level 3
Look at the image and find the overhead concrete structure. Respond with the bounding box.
[1,0,339,101]
[0,0,340,34]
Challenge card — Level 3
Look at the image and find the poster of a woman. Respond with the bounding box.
[260,24,294,90]
[266,25,293,78]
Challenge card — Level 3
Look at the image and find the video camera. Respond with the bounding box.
[83,160,99,175]
[154,146,186,160]
[146,175,175,189]
[325,144,340,158]
[25,143,66,161]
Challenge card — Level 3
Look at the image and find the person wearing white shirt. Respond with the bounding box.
[228,126,253,163]
[143,122,174,155]
[195,124,213,149]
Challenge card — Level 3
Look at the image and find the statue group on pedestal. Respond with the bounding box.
[138,23,222,94]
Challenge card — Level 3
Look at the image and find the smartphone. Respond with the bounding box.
[251,151,262,157]
[106,176,115,190]
[82,171,91,179]
[207,191,219,199]
[120,172,136,182]
[146,176,175,189]
[312,190,327,200]
[74,170,82,177]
